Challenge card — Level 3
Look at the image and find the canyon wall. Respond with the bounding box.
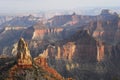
[1,38,70,80]
[32,27,63,40]
[37,30,106,79]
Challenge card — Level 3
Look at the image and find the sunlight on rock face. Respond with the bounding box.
[17,38,32,67]
[66,63,79,71]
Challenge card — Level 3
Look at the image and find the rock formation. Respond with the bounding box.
[32,27,63,40]
[97,41,105,62]
[34,56,48,67]
[1,9,120,80]
[0,38,72,80]
[17,38,32,67]
[46,15,72,27]
[39,30,100,62]
[22,22,64,41]
[33,56,70,80]
[37,30,107,79]
[92,20,104,39]
[0,15,40,28]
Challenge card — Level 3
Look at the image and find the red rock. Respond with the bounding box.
[34,56,48,67]
[97,42,105,62]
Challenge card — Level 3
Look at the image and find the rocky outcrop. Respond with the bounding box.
[39,42,76,60]
[33,56,70,80]
[32,27,63,40]
[47,15,72,27]
[46,13,86,27]
[17,38,32,67]
[0,15,40,28]
[46,9,120,44]
[34,56,48,67]
[91,9,120,43]
[93,21,104,39]
[21,22,64,40]
[1,9,120,80]
[71,30,97,63]
[42,31,95,60]
[61,42,76,60]
[0,38,72,80]
[97,41,105,62]
[39,30,100,62]
[37,30,107,79]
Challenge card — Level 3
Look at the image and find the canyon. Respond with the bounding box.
[0,38,72,80]
[0,9,120,80]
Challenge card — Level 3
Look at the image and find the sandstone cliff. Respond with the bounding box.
[97,41,105,62]
[46,12,96,27]
[17,38,32,67]
[39,30,106,62]
[22,22,64,41]
[37,30,106,79]
[46,9,120,44]
[0,38,71,80]
[92,9,119,43]
[0,9,120,80]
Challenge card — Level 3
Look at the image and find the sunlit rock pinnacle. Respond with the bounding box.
[17,38,32,67]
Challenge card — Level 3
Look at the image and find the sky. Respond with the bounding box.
[0,0,120,13]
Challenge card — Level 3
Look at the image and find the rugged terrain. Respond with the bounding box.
[0,38,72,80]
[0,9,120,80]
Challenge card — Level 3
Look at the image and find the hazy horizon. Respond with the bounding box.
[0,0,120,14]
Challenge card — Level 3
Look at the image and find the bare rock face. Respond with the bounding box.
[92,10,119,43]
[39,30,99,62]
[97,41,105,62]
[22,22,64,41]
[33,56,69,80]
[46,15,72,27]
[62,42,76,60]
[38,30,107,79]
[32,27,63,40]
[34,56,48,67]
[40,42,76,60]
[0,38,71,80]
[93,21,104,39]
[17,38,32,67]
